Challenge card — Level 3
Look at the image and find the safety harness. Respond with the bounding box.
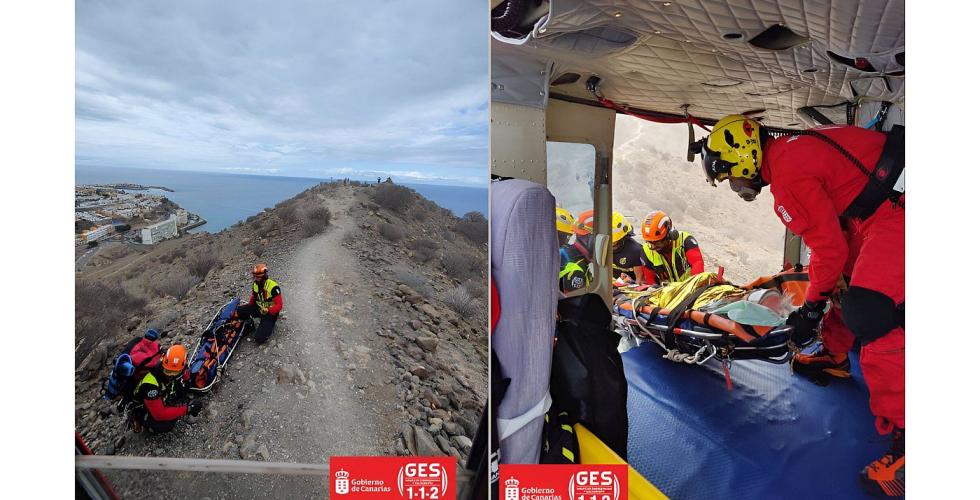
[790,126,905,219]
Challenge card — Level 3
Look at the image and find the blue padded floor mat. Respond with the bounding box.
[622,342,885,499]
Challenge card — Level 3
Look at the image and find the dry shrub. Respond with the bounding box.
[409,204,428,221]
[301,206,332,236]
[442,285,479,318]
[123,267,140,280]
[393,270,434,299]
[153,274,200,300]
[371,183,415,212]
[159,246,185,264]
[454,211,487,244]
[441,252,479,275]
[257,222,275,239]
[408,239,438,263]
[302,218,327,237]
[310,205,332,224]
[187,252,220,278]
[103,245,132,260]
[278,203,298,224]
[75,281,148,365]
[464,278,486,298]
[379,223,405,242]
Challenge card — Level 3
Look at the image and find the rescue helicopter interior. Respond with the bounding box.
[490,1,903,498]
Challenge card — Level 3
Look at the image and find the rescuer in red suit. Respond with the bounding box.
[694,115,905,497]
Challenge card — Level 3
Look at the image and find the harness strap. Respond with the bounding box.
[757,272,810,290]
[664,284,713,348]
[795,128,905,215]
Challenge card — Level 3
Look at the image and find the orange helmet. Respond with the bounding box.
[641,211,677,242]
[252,263,268,278]
[162,345,187,374]
[574,209,595,236]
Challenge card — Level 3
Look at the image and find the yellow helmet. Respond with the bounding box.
[556,207,576,235]
[611,211,632,243]
[700,114,764,183]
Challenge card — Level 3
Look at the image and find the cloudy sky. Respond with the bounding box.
[75,1,487,186]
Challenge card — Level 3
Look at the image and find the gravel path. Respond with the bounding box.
[101,187,394,499]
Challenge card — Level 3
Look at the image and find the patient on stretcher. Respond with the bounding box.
[613,271,808,362]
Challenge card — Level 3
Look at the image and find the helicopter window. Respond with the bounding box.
[548,141,598,296]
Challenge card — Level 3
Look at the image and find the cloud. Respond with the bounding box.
[75,0,487,184]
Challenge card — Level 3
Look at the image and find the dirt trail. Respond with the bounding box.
[105,187,395,499]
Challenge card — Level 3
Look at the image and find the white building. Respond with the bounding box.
[141,215,178,245]
[76,211,108,223]
[176,209,189,226]
[80,224,115,243]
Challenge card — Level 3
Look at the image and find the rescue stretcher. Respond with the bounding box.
[613,271,807,367]
[187,298,251,392]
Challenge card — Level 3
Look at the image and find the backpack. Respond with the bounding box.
[101,337,158,405]
[548,293,629,459]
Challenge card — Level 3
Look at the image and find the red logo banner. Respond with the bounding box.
[329,456,455,499]
[499,464,628,500]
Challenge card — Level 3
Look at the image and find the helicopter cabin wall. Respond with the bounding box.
[490,101,548,185]
[545,98,617,307]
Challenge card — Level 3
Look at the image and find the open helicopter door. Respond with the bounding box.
[545,97,617,307]
[491,49,619,308]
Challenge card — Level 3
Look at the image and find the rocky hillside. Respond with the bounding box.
[74,181,488,498]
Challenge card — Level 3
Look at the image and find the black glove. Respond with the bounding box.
[188,401,203,417]
[787,300,826,347]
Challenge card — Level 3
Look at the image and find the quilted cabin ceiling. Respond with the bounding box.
[492,0,905,128]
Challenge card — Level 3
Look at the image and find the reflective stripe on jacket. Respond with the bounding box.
[252,278,281,313]
[642,231,693,284]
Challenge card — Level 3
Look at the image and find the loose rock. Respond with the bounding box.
[413,426,442,456]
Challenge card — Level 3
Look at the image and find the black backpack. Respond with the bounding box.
[547,293,629,459]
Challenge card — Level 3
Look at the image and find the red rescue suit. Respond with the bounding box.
[762,125,904,432]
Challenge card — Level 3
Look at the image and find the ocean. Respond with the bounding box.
[75,166,487,233]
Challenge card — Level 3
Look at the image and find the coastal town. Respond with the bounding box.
[75,184,204,246]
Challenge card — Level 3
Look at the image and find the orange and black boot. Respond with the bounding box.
[860,427,905,497]
[790,345,850,386]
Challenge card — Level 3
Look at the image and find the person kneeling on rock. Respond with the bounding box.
[236,263,283,344]
[131,344,202,433]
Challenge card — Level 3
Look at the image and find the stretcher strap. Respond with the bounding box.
[722,362,734,391]
[756,272,809,290]
[664,285,713,344]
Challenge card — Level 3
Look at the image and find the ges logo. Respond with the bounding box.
[568,470,621,500]
[397,462,448,499]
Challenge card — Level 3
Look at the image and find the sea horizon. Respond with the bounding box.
[76,165,487,232]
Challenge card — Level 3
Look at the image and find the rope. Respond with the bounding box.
[595,95,711,132]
